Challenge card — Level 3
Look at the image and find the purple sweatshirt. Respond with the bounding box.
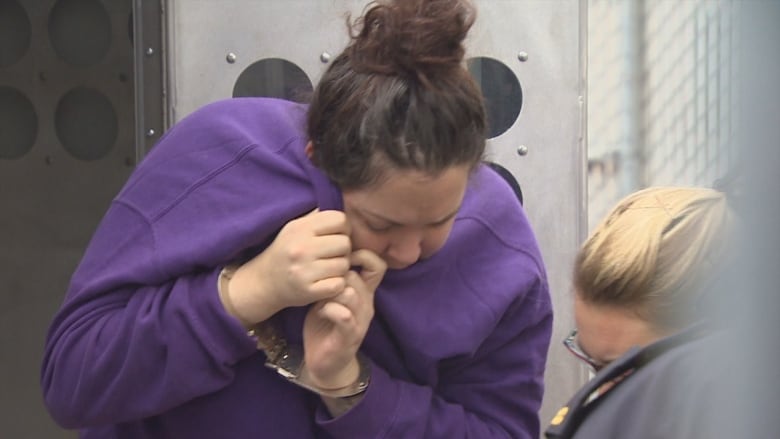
[41,98,552,438]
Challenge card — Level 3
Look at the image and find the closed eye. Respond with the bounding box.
[428,218,452,228]
[366,222,393,232]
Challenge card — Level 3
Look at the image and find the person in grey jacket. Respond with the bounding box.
[547,186,737,438]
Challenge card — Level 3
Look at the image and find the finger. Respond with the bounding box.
[330,285,359,312]
[306,256,350,282]
[309,276,347,299]
[319,300,369,346]
[344,272,366,298]
[342,275,375,325]
[318,300,367,350]
[350,249,387,291]
[318,301,357,330]
[308,210,351,236]
[310,234,351,259]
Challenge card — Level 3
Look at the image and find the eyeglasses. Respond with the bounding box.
[563,329,607,372]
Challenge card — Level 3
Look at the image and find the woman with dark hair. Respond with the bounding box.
[42,1,552,437]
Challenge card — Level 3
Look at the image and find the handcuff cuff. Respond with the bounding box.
[220,266,371,398]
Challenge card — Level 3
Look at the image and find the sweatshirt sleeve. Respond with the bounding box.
[316,277,553,438]
[41,200,258,428]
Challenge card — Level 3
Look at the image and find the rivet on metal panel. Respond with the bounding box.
[39,72,47,82]
[124,157,135,167]
[320,52,331,63]
[226,53,237,64]
[517,51,529,62]
[44,156,53,165]
[146,129,155,137]
[516,145,529,156]
[145,47,154,57]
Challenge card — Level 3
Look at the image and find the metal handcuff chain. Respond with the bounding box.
[220,266,371,398]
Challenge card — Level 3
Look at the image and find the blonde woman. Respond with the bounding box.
[547,186,737,438]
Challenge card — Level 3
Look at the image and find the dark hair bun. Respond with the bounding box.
[347,0,476,83]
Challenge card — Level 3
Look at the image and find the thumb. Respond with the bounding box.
[350,249,387,291]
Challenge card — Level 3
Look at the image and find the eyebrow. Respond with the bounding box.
[360,206,460,227]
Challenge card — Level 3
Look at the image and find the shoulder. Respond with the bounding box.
[459,164,539,254]
[117,98,311,219]
[452,164,547,295]
[552,329,729,439]
[186,97,307,130]
[415,164,552,328]
[152,97,308,157]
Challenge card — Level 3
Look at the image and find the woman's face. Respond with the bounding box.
[342,165,471,270]
[573,293,667,370]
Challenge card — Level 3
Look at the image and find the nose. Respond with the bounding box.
[386,229,423,267]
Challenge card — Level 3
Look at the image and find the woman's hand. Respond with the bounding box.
[301,249,386,390]
[223,209,353,325]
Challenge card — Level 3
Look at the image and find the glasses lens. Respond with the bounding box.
[563,329,603,372]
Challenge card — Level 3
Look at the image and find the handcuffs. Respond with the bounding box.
[220,266,371,398]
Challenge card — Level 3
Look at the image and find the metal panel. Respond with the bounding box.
[165,0,361,121]
[0,0,163,436]
[166,0,587,428]
[471,1,589,425]
[132,0,166,160]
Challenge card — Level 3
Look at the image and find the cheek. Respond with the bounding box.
[350,227,388,254]
[573,303,585,330]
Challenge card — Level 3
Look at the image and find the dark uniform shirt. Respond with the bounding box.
[545,324,742,439]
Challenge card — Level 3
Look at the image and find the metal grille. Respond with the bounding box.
[587,0,737,228]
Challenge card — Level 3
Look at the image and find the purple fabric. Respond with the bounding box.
[41,98,552,438]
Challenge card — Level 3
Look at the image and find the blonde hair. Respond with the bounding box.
[574,186,735,331]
